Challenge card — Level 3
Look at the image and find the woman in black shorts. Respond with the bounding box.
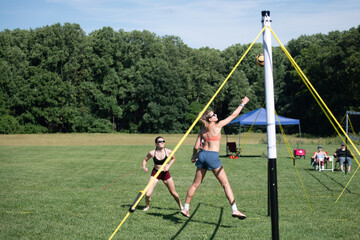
[142,136,182,211]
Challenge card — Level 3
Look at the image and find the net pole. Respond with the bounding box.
[262,10,279,240]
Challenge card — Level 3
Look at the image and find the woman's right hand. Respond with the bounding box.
[191,156,198,163]
[191,152,200,163]
[143,167,148,173]
[241,97,249,106]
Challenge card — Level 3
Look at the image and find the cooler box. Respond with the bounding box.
[293,149,306,159]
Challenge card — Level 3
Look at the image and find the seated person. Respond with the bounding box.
[334,142,353,173]
[312,145,328,171]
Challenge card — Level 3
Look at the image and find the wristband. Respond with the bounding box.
[239,104,244,107]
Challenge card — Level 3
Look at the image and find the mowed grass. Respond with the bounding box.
[0,134,359,240]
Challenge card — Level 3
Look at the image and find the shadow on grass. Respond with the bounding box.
[304,169,352,194]
[146,211,184,224]
[120,204,181,213]
[321,172,353,194]
[170,203,232,240]
[305,169,333,191]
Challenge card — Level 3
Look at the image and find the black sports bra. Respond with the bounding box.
[153,149,167,165]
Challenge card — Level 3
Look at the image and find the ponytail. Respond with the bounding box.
[200,110,212,131]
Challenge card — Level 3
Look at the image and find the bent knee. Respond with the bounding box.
[171,191,179,198]
[191,182,201,190]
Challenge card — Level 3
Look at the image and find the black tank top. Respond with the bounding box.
[153,149,167,165]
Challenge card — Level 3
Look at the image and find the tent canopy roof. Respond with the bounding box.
[227,108,300,126]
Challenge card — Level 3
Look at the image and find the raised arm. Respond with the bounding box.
[217,97,249,128]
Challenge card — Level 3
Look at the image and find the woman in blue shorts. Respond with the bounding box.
[181,97,249,220]
[142,136,183,211]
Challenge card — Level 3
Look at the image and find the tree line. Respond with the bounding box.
[1,23,359,135]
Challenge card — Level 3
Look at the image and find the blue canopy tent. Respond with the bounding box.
[225,108,301,155]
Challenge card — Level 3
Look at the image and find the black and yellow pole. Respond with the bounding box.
[262,10,279,240]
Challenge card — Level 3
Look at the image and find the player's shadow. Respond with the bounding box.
[170,203,232,240]
[305,169,353,194]
[120,204,179,212]
[120,203,233,239]
[305,169,332,191]
[321,172,353,194]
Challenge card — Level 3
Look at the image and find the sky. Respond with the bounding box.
[1,0,359,50]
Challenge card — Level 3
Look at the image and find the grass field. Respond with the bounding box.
[0,134,359,239]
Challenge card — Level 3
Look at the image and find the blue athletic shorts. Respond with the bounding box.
[195,150,222,170]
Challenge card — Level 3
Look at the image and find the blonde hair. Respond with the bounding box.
[200,110,213,131]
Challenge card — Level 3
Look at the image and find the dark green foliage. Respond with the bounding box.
[0,23,359,134]
[283,26,360,135]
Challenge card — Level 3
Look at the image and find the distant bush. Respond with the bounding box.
[22,124,48,134]
[88,119,115,133]
[0,115,22,134]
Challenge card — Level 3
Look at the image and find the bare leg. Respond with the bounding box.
[181,168,207,218]
[185,168,207,204]
[164,177,183,210]
[144,177,159,211]
[213,165,246,219]
[212,166,235,205]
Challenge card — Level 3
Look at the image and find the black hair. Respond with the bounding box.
[155,136,164,143]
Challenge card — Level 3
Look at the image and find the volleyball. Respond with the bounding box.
[256,53,264,67]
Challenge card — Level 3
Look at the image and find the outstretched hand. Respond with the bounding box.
[241,97,249,106]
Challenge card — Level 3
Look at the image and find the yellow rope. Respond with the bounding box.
[108,212,130,240]
[331,114,345,138]
[275,110,312,211]
[268,26,360,203]
[335,165,360,203]
[108,25,267,240]
[238,102,266,154]
[228,101,266,159]
[268,26,359,164]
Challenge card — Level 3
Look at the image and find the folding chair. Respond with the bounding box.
[334,149,349,173]
[311,152,333,172]
[226,142,240,157]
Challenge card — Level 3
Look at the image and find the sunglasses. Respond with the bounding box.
[157,140,165,143]
[208,113,217,119]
